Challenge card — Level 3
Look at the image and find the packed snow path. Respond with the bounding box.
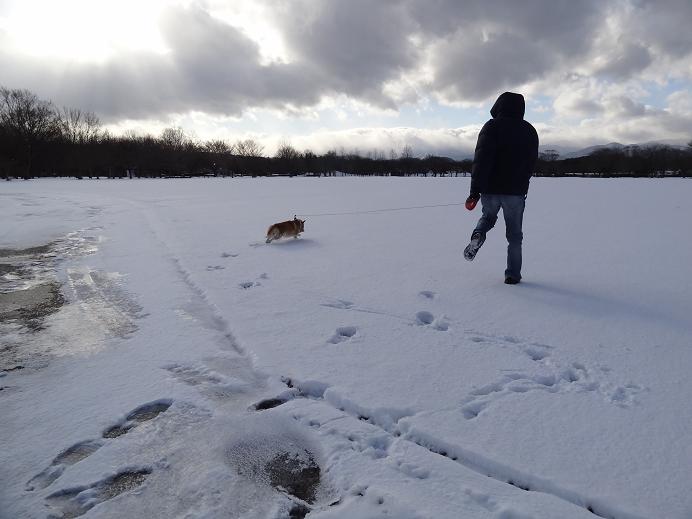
[1,177,691,518]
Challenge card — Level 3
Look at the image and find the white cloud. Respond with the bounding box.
[284,126,480,158]
[667,89,692,115]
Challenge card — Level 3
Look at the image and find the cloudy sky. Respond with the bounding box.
[1,0,691,157]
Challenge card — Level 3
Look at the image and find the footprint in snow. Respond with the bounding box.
[26,400,171,491]
[339,427,392,460]
[418,291,436,300]
[328,326,358,344]
[415,311,449,331]
[221,252,239,258]
[165,363,252,400]
[239,273,267,289]
[461,360,644,419]
[460,368,585,419]
[394,459,430,480]
[416,311,434,325]
[523,345,551,361]
[102,400,173,438]
[250,377,329,412]
[206,265,225,271]
[609,383,645,406]
[321,299,354,310]
[45,469,151,518]
[26,440,104,491]
[466,332,553,363]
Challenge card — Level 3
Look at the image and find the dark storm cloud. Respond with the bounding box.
[633,0,692,58]
[431,31,553,102]
[408,0,605,56]
[273,0,418,107]
[410,0,609,100]
[1,0,690,121]
[596,42,652,80]
[157,6,322,114]
[606,95,647,117]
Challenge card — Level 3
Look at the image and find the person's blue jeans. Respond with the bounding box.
[473,194,525,280]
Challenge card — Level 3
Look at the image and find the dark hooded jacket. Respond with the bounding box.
[470,92,539,196]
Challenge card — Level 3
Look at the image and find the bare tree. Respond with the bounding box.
[400,144,414,160]
[234,138,264,157]
[274,141,300,176]
[539,149,560,161]
[122,129,142,142]
[275,141,299,160]
[58,107,101,144]
[0,87,59,177]
[204,139,233,154]
[160,127,188,150]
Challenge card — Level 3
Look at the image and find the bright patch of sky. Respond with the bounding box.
[642,79,689,109]
[1,0,168,62]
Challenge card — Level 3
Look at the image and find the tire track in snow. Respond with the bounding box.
[254,377,647,519]
[136,204,266,389]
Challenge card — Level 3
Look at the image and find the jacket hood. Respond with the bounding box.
[490,92,525,119]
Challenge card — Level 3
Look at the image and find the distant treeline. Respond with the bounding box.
[535,145,692,178]
[1,86,691,180]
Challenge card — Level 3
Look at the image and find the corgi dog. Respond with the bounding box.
[266,215,305,243]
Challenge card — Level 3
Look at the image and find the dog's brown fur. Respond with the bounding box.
[266,215,305,243]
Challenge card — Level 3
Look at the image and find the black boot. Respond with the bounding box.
[504,276,520,285]
[464,232,486,261]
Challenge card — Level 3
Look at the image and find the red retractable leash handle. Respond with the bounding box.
[465,195,479,211]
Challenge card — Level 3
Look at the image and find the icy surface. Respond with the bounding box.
[1,177,691,518]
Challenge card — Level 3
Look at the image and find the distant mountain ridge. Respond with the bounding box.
[541,141,689,160]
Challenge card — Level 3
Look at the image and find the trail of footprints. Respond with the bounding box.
[27,400,172,518]
[205,251,239,270]
[324,291,643,418]
[322,292,449,346]
[245,287,645,515]
[461,334,644,419]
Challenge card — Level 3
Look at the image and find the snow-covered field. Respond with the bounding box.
[1,177,691,519]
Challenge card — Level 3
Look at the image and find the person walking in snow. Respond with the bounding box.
[463,92,539,284]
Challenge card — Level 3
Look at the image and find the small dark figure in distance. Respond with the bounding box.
[266,215,305,243]
[463,92,539,285]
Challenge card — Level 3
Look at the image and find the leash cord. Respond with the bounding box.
[298,202,465,218]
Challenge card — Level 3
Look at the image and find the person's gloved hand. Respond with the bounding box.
[465,192,480,211]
